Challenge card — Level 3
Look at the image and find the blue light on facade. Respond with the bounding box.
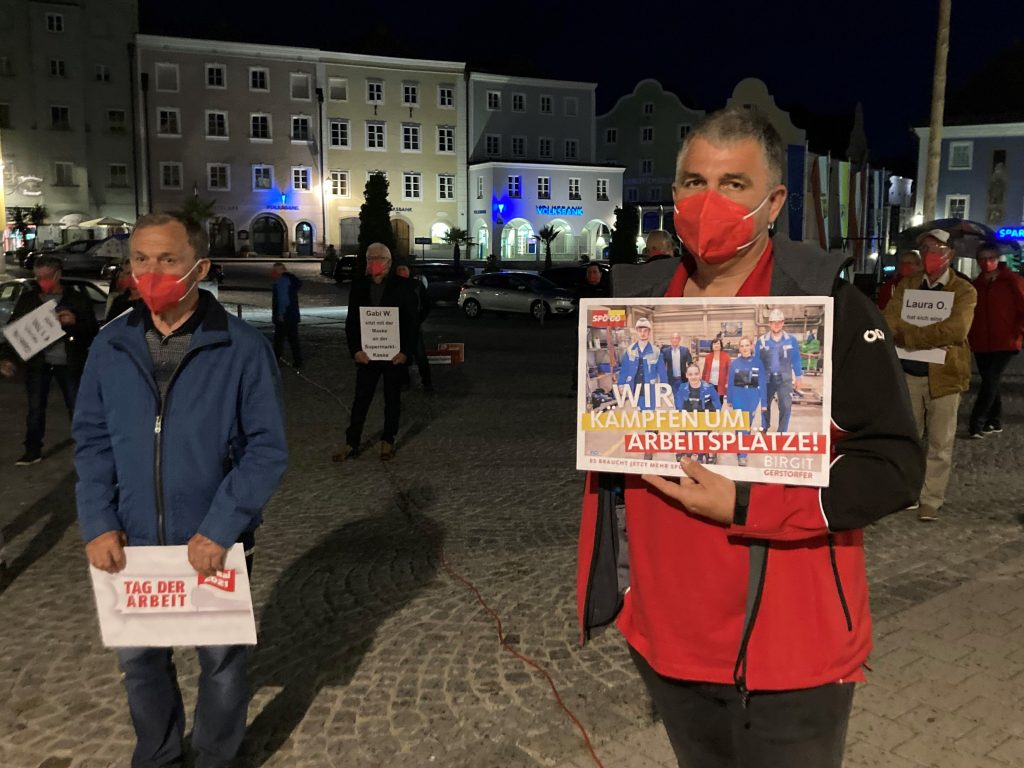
[998,227,1024,239]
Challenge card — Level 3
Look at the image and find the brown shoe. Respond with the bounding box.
[379,441,395,461]
[917,504,939,522]
[331,445,355,462]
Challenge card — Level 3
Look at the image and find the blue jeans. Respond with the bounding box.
[117,644,249,767]
[762,375,793,432]
[25,363,79,452]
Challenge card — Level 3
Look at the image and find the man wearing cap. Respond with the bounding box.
[617,316,667,410]
[884,228,976,522]
[754,307,802,432]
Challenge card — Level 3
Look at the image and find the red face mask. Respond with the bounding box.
[586,271,601,286]
[923,251,949,279]
[36,277,59,294]
[134,261,201,313]
[978,258,999,273]
[270,270,282,281]
[673,190,770,265]
[367,261,389,277]
[897,262,917,278]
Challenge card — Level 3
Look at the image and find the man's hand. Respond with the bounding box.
[794,377,803,390]
[85,530,128,573]
[56,309,76,326]
[187,533,227,577]
[392,352,408,365]
[354,350,370,364]
[0,360,16,379]
[641,458,736,524]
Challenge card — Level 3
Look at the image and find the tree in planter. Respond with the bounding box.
[357,173,397,276]
[441,226,474,269]
[30,204,47,230]
[608,205,640,265]
[536,225,560,270]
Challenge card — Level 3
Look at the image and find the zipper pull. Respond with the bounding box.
[155,415,162,434]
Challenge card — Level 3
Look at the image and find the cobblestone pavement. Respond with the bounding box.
[1,301,1023,768]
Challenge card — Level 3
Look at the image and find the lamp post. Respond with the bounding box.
[316,86,327,255]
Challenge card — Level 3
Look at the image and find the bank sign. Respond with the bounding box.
[536,205,583,217]
[998,227,1024,238]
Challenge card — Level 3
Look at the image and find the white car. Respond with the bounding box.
[457,270,575,320]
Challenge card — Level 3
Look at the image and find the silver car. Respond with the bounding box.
[0,277,110,326]
[457,270,575,320]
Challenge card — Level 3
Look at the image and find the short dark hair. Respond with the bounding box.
[130,212,210,260]
[272,261,286,269]
[33,255,63,272]
[677,108,785,187]
[977,240,1001,257]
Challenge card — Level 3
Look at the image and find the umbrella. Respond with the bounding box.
[79,216,131,228]
[895,218,1022,274]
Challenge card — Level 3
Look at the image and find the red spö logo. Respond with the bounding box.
[589,308,626,328]
[198,569,236,592]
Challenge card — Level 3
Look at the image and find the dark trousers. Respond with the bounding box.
[117,644,249,768]
[630,646,854,768]
[346,361,403,447]
[762,375,793,432]
[25,363,79,452]
[272,319,302,367]
[413,333,432,387]
[970,351,1016,432]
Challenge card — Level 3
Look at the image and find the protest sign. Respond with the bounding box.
[360,306,400,360]
[577,296,834,487]
[89,544,256,647]
[895,288,952,364]
[2,300,65,361]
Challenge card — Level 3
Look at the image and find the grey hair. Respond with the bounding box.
[676,108,785,188]
[130,212,210,261]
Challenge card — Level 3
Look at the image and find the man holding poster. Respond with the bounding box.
[576,109,923,768]
[74,212,288,768]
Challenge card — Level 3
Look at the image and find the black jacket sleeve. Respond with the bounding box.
[397,282,419,358]
[345,280,365,358]
[822,281,924,530]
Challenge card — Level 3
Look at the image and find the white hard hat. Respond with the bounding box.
[768,308,786,322]
[635,317,652,329]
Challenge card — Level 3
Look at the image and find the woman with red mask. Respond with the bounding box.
[105,257,141,322]
[700,335,730,400]
[877,250,921,310]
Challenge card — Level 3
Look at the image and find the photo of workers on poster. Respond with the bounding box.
[577,297,833,487]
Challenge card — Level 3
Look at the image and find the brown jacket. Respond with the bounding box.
[884,270,977,397]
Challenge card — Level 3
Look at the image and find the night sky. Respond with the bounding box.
[141,0,1024,175]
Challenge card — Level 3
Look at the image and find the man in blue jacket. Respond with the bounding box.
[755,307,802,432]
[74,212,287,768]
[271,261,303,370]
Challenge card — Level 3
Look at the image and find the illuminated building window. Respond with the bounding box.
[402,123,421,152]
[107,109,126,133]
[403,172,422,201]
[538,137,552,158]
[95,64,110,82]
[290,73,311,100]
[565,139,579,161]
[50,105,70,130]
[329,170,349,196]
[250,114,271,140]
[109,164,128,188]
[569,178,581,201]
[54,162,74,186]
[328,78,348,101]
[485,134,500,156]
[438,85,454,108]
[291,116,310,142]
[253,165,274,190]
[641,126,654,143]
[206,111,228,138]
[945,194,969,220]
[486,91,501,111]
[605,128,617,144]
[207,163,230,191]
[330,119,349,148]
[596,179,609,202]
[540,95,552,114]
[367,80,384,104]
[512,93,525,112]
[366,121,385,150]
[292,166,311,191]
[154,63,178,92]
[49,59,66,78]
[511,136,525,158]
[537,176,550,200]
[46,13,64,32]
[437,126,454,154]
[438,174,455,200]
[508,175,521,199]
[206,64,225,89]
[160,162,182,190]
[249,67,269,91]
[403,83,419,106]
[564,97,578,117]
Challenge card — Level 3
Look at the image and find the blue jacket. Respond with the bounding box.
[755,331,802,380]
[726,354,764,414]
[675,380,721,412]
[73,294,288,549]
[272,271,302,324]
[617,341,667,410]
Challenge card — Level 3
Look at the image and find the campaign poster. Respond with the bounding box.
[2,300,65,361]
[89,544,256,647]
[577,297,834,487]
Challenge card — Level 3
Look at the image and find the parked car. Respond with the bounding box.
[0,277,109,326]
[457,271,575,320]
[100,260,225,285]
[540,262,611,294]
[37,237,126,276]
[415,261,474,303]
[321,251,359,283]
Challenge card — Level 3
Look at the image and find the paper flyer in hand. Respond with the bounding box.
[89,544,256,647]
[577,296,834,487]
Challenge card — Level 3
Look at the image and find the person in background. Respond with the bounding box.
[701,335,731,400]
[877,250,922,310]
[0,255,99,465]
[271,261,303,371]
[571,264,609,394]
[106,257,140,322]
[755,307,802,432]
[395,258,434,393]
[967,241,1024,438]
[644,230,676,262]
[726,335,763,467]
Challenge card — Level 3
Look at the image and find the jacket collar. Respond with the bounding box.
[107,290,231,362]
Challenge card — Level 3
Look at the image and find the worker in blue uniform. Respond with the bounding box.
[617,316,668,411]
[755,307,803,432]
[676,362,721,464]
[727,336,764,467]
